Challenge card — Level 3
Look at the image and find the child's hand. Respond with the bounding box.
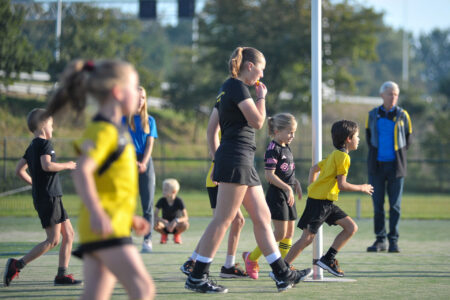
[361,184,374,195]
[90,209,113,238]
[132,216,150,236]
[66,161,77,170]
[167,220,177,233]
[285,187,295,207]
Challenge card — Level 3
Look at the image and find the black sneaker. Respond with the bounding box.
[54,274,83,286]
[367,239,387,252]
[269,268,303,292]
[317,256,344,277]
[3,258,20,287]
[388,240,400,253]
[185,274,228,293]
[219,263,247,278]
[180,259,195,276]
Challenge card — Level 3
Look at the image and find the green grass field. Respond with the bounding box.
[0,217,450,299]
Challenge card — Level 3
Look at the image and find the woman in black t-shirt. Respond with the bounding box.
[185,47,308,294]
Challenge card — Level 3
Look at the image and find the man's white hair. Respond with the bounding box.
[380,81,400,94]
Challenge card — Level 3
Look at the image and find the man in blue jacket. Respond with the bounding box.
[365,81,412,253]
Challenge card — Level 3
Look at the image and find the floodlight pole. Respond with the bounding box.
[311,0,323,280]
[55,0,62,62]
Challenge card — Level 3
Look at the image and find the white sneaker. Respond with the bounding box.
[141,239,152,253]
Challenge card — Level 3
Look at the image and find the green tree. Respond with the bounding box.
[165,0,385,115]
[0,0,43,85]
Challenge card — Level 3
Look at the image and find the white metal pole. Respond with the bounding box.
[55,0,62,62]
[311,0,323,280]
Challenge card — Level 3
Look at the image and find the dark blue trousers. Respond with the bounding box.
[369,162,404,242]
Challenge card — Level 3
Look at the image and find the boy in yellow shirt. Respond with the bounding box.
[284,120,373,277]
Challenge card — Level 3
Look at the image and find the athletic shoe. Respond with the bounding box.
[160,234,168,244]
[367,239,387,252]
[242,252,259,279]
[174,233,182,244]
[286,265,313,281]
[317,256,344,277]
[141,239,153,253]
[54,274,82,286]
[185,273,228,293]
[269,268,304,292]
[388,240,400,253]
[3,258,20,287]
[180,259,195,276]
[219,263,247,278]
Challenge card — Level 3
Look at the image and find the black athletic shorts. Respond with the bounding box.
[297,197,348,234]
[72,237,132,259]
[213,162,261,186]
[207,186,218,209]
[33,196,68,229]
[266,185,297,221]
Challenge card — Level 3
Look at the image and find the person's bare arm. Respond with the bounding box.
[40,155,76,172]
[308,164,321,185]
[238,98,266,129]
[206,107,220,160]
[138,136,155,173]
[265,169,295,206]
[337,175,374,195]
[15,158,32,185]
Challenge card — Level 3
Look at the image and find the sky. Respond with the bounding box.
[347,0,450,37]
[77,0,450,37]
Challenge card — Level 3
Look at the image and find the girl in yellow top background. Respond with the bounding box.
[284,120,373,278]
[46,59,154,300]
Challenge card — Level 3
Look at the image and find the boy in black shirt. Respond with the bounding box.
[154,178,189,244]
[3,108,81,287]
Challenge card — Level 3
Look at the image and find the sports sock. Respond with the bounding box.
[57,267,67,277]
[189,251,198,261]
[278,238,292,258]
[248,246,263,261]
[191,255,213,279]
[224,255,235,269]
[17,259,26,269]
[324,247,338,261]
[269,257,288,277]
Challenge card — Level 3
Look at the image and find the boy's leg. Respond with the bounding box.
[92,244,154,300]
[284,228,315,265]
[59,219,74,269]
[317,216,357,277]
[81,253,117,300]
[330,216,358,251]
[22,223,61,265]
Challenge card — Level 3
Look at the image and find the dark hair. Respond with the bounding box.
[46,59,134,117]
[267,113,297,137]
[228,47,265,78]
[331,120,358,149]
[26,108,48,133]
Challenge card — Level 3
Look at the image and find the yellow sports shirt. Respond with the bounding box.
[74,121,138,244]
[307,150,350,201]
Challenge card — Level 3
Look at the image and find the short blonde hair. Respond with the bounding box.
[163,178,180,193]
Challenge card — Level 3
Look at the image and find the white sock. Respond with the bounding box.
[190,251,198,261]
[224,255,235,268]
[265,251,281,264]
[196,255,213,263]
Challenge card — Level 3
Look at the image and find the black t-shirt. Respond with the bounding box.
[264,140,296,186]
[215,77,255,166]
[155,196,185,222]
[23,138,63,200]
